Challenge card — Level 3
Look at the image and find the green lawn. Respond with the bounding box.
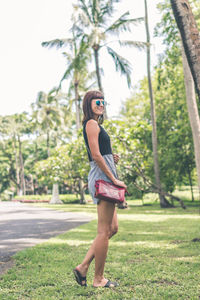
[0,197,200,299]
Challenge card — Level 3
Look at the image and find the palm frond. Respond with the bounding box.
[92,0,97,24]
[106,0,121,4]
[58,62,74,88]
[57,33,90,91]
[72,8,91,27]
[78,36,90,57]
[41,39,73,49]
[105,12,144,35]
[62,52,72,61]
[107,46,132,88]
[100,0,120,18]
[79,0,92,24]
[123,17,144,26]
[36,91,46,106]
[118,40,147,50]
[85,80,97,90]
[48,87,59,98]
[91,0,102,25]
[70,24,84,38]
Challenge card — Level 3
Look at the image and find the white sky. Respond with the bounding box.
[0,0,164,118]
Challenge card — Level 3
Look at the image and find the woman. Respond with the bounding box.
[73,90,127,288]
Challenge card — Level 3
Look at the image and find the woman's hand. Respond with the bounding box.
[113,154,120,164]
[113,178,127,189]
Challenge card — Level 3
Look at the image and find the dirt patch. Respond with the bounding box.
[0,256,15,278]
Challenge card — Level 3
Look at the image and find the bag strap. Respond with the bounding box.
[85,141,93,161]
[85,138,121,179]
[84,125,130,195]
[84,127,121,182]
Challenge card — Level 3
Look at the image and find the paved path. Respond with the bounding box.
[0,201,93,275]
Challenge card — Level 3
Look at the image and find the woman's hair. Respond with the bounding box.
[82,90,104,125]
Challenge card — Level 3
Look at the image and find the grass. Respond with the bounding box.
[1,192,200,299]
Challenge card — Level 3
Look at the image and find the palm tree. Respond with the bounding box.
[73,0,145,93]
[32,88,64,204]
[170,0,200,102]
[0,116,20,195]
[0,114,30,196]
[42,27,92,131]
[181,46,200,193]
[42,27,96,203]
[144,0,170,207]
[32,88,63,157]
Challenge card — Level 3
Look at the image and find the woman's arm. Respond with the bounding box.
[86,119,126,188]
[113,154,119,164]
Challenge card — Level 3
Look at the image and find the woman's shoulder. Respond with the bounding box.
[85,119,98,126]
[83,119,95,128]
[85,119,100,134]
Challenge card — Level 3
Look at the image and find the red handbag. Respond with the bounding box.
[95,179,126,204]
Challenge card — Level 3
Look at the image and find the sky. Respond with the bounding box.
[0,0,164,118]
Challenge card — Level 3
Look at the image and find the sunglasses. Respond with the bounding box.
[95,100,105,106]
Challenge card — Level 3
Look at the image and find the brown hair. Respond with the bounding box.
[82,90,104,125]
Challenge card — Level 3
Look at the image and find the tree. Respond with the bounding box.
[0,114,32,196]
[34,133,90,201]
[155,0,200,194]
[42,27,94,203]
[71,0,145,93]
[0,138,16,196]
[32,88,65,204]
[31,88,63,158]
[42,29,93,130]
[181,46,200,192]
[104,120,185,208]
[170,0,200,102]
[144,0,169,207]
[120,49,195,199]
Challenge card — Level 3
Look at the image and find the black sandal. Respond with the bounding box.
[104,280,119,288]
[73,268,87,286]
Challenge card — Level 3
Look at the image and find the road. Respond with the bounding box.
[0,201,93,276]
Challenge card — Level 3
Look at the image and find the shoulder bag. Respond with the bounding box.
[85,141,127,204]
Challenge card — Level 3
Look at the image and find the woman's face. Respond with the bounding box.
[91,99,104,118]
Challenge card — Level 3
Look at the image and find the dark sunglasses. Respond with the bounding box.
[95,100,105,106]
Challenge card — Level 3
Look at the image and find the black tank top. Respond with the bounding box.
[83,120,112,161]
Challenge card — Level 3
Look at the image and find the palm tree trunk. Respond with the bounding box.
[13,134,20,195]
[30,174,35,194]
[18,135,26,196]
[187,163,194,202]
[93,46,108,119]
[93,46,103,93]
[170,0,200,102]
[181,45,200,193]
[47,129,50,158]
[74,78,86,203]
[50,183,62,204]
[46,128,63,204]
[79,180,86,204]
[74,80,80,130]
[144,0,169,207]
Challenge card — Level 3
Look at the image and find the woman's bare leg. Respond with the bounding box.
[75,201,118,285]
[93,200,115,286]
